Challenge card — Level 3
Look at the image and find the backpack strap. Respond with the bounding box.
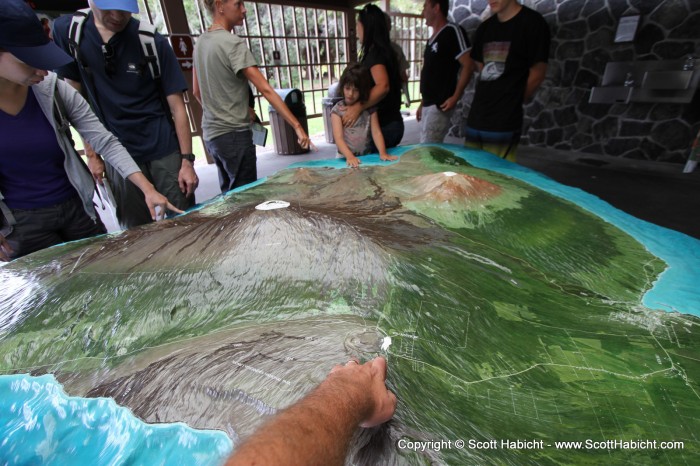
[0,196,16,231]
[67,11,174,132]
[54,82,95,178]
[138,21,175,129]
[138,21,161,80]
[67,8,109,127]
[53,81,74,146]
[67,8,90,62]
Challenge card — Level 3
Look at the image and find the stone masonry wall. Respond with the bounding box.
[449,0,700,163]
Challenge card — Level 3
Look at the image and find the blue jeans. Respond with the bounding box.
[369,119,404,152]
[205,129,257,193]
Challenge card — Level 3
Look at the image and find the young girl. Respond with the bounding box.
[331,63,398,168]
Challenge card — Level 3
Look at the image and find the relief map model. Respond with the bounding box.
[1,145,698,465]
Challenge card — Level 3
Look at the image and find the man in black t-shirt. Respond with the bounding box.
[417,0,472,143]
[465,0,550,162]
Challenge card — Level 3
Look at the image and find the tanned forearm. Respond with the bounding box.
[227,374,370,466]
[451,53,474,102]
[226,357,396,466]
[245,67,302,130]
[167,93,192,155]
[524,62,547,101]
[362,64,390,111]
[440,53,474,112]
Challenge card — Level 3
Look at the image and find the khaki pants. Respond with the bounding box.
[420,105,455,143]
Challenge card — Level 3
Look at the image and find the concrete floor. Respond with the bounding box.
[101,115,700,240]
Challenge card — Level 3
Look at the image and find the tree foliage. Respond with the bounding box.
[390,0,422,15]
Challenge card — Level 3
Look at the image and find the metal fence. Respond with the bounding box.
[389,12,429,108]
[136,1,428,122]
[241,3,350,120]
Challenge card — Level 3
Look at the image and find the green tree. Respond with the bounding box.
[390,0,422,15]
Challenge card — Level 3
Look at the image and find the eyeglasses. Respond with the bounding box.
[101,43,116,76]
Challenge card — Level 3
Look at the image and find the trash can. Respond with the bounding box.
[322,82,342,144]
[268,88,309,155]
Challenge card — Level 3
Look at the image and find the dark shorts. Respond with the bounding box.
[5,196,106,260]
[105,151,195,230]
[369,119,405,153]
[204,129,257,193]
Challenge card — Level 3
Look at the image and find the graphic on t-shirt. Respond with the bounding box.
[481,41,510,81]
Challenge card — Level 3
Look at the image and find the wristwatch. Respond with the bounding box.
[181,153,195,163]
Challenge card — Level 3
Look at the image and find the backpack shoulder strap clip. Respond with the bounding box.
[67,8,91,61]
[138,21,161,80]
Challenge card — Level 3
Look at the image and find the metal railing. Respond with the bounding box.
[242,3,350,120]
[137,1,428,122]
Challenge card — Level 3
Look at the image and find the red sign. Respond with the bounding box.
[170,34,194,59]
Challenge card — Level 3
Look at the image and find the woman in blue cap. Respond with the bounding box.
[0,0,181,261]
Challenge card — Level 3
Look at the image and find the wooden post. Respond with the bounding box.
[159,0,212,163]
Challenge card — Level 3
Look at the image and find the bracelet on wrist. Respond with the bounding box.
[181,153,195,162]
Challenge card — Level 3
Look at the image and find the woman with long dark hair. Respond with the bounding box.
[342,4,404,148]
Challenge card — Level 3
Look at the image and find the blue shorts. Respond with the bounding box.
[463,126,521,162]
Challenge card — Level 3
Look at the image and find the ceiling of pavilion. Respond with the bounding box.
[32,0,370,14]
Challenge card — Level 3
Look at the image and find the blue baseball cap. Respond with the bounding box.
[93,0,140,13]
[0,0,73,70]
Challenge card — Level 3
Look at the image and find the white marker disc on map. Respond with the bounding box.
[255,200,290,210]
[381,336,392,351]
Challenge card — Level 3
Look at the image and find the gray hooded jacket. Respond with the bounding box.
[0,72,140,236]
